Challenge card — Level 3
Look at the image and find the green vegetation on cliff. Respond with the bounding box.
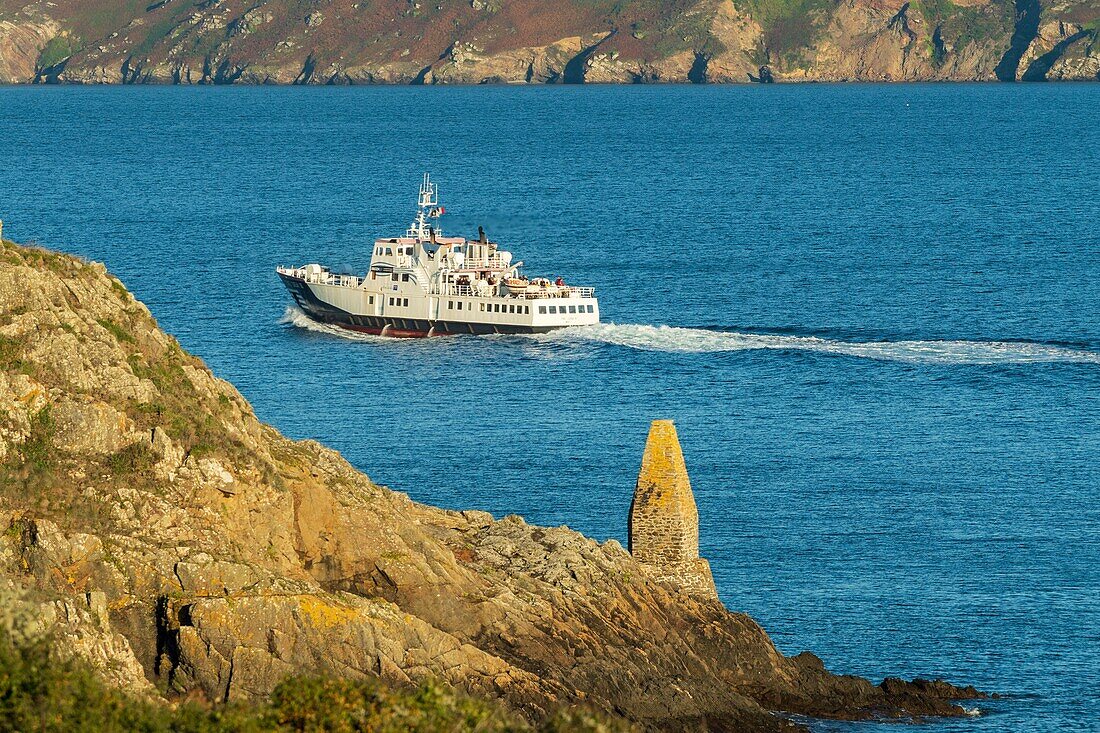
[35,36,79,72]
[0,628,623,733]
[736,0,833,64]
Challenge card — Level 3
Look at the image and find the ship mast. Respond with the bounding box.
[406,172,444,241]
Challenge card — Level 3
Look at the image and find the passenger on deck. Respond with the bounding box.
[555,277,565,287]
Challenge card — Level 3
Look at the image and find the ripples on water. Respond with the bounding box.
[1,84,1098,731]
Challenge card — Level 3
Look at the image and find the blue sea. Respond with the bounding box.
[1,84,1097,732]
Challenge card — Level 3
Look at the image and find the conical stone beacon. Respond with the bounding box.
[628,420,718,601]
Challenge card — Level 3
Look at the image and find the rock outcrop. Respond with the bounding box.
[0,0,1094,84]
[0,238,988,730]
[0,18,58,83]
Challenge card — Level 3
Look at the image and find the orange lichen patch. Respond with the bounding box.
[295,594,363,629]
[634,420,694,513]
[17,386,44,405]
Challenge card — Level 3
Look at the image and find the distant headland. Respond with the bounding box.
[0,236,991,730]
[0,0,1097,85]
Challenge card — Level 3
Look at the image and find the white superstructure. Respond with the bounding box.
[277,174,599,337]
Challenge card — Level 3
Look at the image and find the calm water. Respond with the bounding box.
[1,84,1098,731]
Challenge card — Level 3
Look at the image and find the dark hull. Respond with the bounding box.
[279,272,558,338]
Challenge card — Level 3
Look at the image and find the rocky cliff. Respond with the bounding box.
[0,238,988,731]
[0,0,1095,84]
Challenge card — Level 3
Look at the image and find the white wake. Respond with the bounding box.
[281,308,1100,365]
[531,323,1100,365]
[279,307,392,343]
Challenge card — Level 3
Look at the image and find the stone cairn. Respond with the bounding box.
[628,420,718,601]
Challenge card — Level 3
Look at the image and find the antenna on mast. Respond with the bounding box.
[408,172,444,241]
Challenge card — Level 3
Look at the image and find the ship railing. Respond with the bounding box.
[279,266,364,288]
[311,272,364,288]
[462,256,507,270]
[442,284,479,297]
[520,286,596,299]
[314,274,363,288]
[431,284,595,299]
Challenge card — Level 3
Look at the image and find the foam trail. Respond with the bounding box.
[279,307,391,343]
[281,309,1100,365]
[536,323,1100,365]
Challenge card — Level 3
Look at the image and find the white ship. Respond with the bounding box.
[277,174,599,337]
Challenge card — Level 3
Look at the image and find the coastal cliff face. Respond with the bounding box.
[0,0,1095,84]
[0,239,986,730]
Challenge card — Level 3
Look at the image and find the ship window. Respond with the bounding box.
[385,248,393,255]
[391,273,398,281]
[402,274,410,282]
[368,296,374,305]
[457,302,463,310]
[509,305,515,314]
[388,297,394,306]
[370,272,376,280]
[569,306,577,314]
[479,303,485,312]
[539,306,547,314]
[586,305,594,313]
[524,306,530,314]
[403,298,409,307]
[549,306,557,314]
[447,301,453,309]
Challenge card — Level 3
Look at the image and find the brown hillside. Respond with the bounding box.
[0,0,1096,83]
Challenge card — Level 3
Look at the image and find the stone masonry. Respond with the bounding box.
[628,420,718,601]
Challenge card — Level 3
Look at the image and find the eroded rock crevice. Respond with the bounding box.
[995,0,1042,80]
[888,3,918,48]
[1022,29,1090,79]
[688,51,709,83]
[294,53,316,84]
[562,35,609,84]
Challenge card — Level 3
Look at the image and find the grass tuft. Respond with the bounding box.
[97,318,135,345]
[106,442,157,475]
